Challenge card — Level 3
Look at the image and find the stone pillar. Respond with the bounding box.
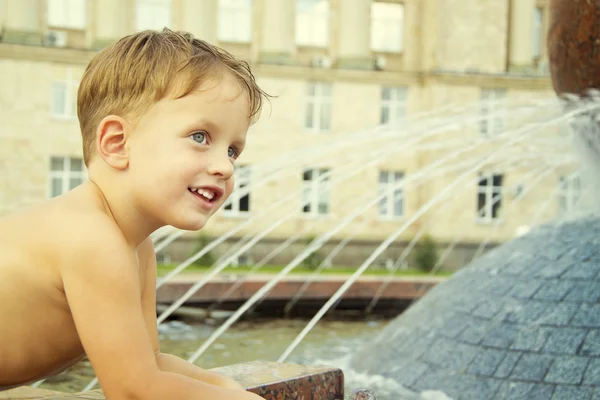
[180,0,217,44]
[258,0,294,64]
[508,0,535,71]
[92,0,132,49]
[336,0,372,69]
[3,0,41,45]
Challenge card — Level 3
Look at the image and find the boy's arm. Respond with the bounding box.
[62,219,262,400]
[139,238,244,390]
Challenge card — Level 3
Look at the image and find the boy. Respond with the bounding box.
[0,29,268,400]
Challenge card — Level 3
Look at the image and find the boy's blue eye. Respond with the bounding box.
[228,147,237,158]
[191,132,207,143]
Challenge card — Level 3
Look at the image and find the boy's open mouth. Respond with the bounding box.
[188,187,221,203]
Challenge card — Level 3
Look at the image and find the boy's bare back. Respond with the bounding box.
[0,184,148,388]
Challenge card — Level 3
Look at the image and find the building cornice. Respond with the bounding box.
[0,42,94,65]
[0,43,553,90]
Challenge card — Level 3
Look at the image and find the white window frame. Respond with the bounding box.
[49,156,87,198]
[135,0,172,31]
[370,1,404,53]
[480,89,506,137]
[295,0,329,47]
[558,173,581,217]
[47,0,87,29]
[51,68,78,120]
[380,87,407,125]
[302,168,330,217]
[217,0,253,43]
[305,82,332,133]
[222,166,251,217]
[378,171,404,219]
[476,172,503,223]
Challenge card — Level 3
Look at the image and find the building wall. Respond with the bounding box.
[0,0,569,271]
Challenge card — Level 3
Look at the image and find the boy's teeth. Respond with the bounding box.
[194,188,215,200]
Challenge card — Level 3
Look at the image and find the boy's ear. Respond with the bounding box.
[96,115,130,170]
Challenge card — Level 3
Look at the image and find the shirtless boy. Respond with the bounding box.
[0,29,268,399]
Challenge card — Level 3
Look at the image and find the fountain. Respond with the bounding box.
[347,1,600,399]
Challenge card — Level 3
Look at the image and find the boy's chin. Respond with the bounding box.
[170,216,208,232]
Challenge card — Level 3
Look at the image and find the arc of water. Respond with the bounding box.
[152,96,539,256]
[154,144,387,287]
[275,110,590,362]
[281,217,371,316]
[154,137,432,325]
[153,104,508,289]
[206,233,308,314]
[363,195,455,315]
[156,98,548,288]
[151,102,468,253]
[241,150,502,317]
[210,180,395,315]
[281,153,494,317]
[213,232,254,267]
[182,112,553,366]
[211,138,563,316]
[155,121,468,322]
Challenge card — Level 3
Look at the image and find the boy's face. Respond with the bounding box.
[126,73,251,231]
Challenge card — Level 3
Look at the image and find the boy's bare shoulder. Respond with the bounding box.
[0,193,119,266]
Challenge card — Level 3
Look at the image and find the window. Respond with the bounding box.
[49,157,86,198]
[305,82,332,132]
[223,166,251,216]
[51,68,78,119]
[378,171,404,218]
[477,173,503,223]
[532,7,543,60]
[480,89,506,136]
[295,0,329,47]
[558,174,581,217]
[370,2,404,53]
[47,0,86,29]
[302,168,329,216]
[218,0,252,43]
[381,87,407,125]
[135,0,172,31]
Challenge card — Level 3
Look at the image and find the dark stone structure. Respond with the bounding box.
[351,218,600,399]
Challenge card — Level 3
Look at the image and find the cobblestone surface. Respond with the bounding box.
[352,218,600,399]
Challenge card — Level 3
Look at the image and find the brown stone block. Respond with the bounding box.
[213,361,344,400]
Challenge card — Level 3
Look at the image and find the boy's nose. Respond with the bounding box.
[207,152,234,180]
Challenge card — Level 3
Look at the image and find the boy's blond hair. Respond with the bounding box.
[77,28,268,166]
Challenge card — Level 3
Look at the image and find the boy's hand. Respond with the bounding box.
[155,352,245,390]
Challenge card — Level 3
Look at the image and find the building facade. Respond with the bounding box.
[0,0,579,269]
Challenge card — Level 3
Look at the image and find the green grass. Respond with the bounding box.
[156,263,453,277]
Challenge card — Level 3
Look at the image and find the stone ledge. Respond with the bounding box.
[0,361,344,400]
